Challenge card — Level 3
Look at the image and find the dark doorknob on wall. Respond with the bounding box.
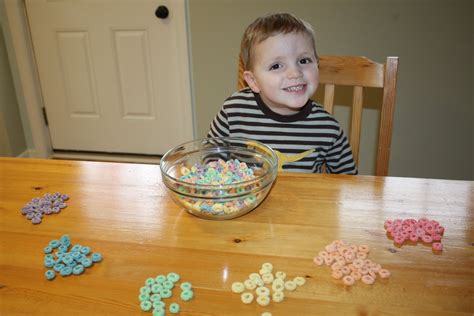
[155,6,169,19]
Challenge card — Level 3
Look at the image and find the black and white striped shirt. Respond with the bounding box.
[207,88,357,174]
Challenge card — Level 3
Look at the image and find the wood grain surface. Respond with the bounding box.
[1,158,473,315]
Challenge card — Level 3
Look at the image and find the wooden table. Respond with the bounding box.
[1,157,473,315]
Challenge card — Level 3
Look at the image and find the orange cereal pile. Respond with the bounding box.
[313,240,390,286]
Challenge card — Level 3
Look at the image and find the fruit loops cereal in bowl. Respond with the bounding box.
[160,137,278,220]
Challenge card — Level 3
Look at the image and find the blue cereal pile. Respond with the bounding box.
[21,192,69,224]
[139,272,194,315]
[43,234,102,280]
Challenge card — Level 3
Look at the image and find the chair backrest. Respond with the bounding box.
[237,54,399,176]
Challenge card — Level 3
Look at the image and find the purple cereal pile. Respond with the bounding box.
[20,192,69,224]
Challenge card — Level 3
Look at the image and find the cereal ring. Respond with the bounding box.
[325,244,337,253]
[150,294,162,302]
[155,275,166,284]
[153,307,165,316]
[350,271,362,281]
[272,279,285,292]
[180,289,193,301]
[256,295,270,306]
[409,232,419,242]
[352,259,365,269]
[261,262,273,271]
[358,245,370,253]
[421,235,433,243]
[261,272,274,284]
[249,273,261,281]
[256,286,270,297]
[254,278,264,287]
[153,301,165,308]
[140,286,152,295]
[313,256,324,266]
[244,279,257,290]
[140,301,152,312]
[275,271,286,280]
[72,264,84,275]
[318,250,329,258]
[370,264,382,273]
[342,275,355,286]
[331,270,343,280]
[436,226,445,235]
[294,276,306,286]
[284,280,297,291]
[169,303,180,314]
[259,268,270,275]
[231,282,245,293]
[167,272,180,283]
[341,266,351,275]
[180,282,192,291]
[331,262,344,271]
[272,291,285,303]
[361,275,375,285]
[241,292,254,304]
[91,253,102,263]
[180,166,190,176]
[356,252,367,259]
[349,245,358,253]
[139,293,150,302]
[432,242,443,251]
[45,270,55,280]
[323,257,334,266]
[344,252,356,263]
[378,269,391,279]
[160,289,172,299]
[359,266,369,275]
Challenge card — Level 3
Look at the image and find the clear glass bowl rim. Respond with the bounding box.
[159,137,278,190]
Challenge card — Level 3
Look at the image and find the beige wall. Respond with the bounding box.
[0,12,26,157]
[189,0,473,179]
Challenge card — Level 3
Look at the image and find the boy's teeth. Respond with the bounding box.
[285,85,304,91]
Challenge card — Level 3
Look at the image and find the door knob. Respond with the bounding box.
[155,5,169,19]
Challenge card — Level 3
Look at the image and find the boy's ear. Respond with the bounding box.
[243,71,260,93]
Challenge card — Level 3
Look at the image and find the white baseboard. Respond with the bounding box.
[52,151,161,164]
[17,149,30,158]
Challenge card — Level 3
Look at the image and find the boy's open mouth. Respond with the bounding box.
[284,84,306,92]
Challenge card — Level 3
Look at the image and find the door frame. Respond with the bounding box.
[2,0,51,158]
[2,0,195,158]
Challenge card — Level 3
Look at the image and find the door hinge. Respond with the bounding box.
[42,107,49,126]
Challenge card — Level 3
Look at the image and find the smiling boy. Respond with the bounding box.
[208,13,357,174]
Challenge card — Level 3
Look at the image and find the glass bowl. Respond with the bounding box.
[160,137,278,220]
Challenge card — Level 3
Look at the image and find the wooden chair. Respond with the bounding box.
[237,54,399,176]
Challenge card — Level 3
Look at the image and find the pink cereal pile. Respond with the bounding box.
[384,218,444,251]
[313,240,390,286]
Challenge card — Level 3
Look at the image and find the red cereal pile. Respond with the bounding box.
[313,240,390,286]
[384,218,444,251]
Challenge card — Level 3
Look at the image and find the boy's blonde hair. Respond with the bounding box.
[240,13,318,70]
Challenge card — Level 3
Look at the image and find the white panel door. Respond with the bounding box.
[25,0,193,155]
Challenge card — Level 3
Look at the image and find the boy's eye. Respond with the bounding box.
[269,64,282,71]
[299,58,313,64]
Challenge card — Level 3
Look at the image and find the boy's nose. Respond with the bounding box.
[286,66,303,79]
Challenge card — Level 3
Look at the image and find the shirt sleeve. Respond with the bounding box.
[325,127,358,175]
[207,105,230,138]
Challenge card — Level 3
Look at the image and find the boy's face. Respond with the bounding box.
[244,32,319,115]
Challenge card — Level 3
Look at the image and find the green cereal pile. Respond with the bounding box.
[139,272,194,315]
